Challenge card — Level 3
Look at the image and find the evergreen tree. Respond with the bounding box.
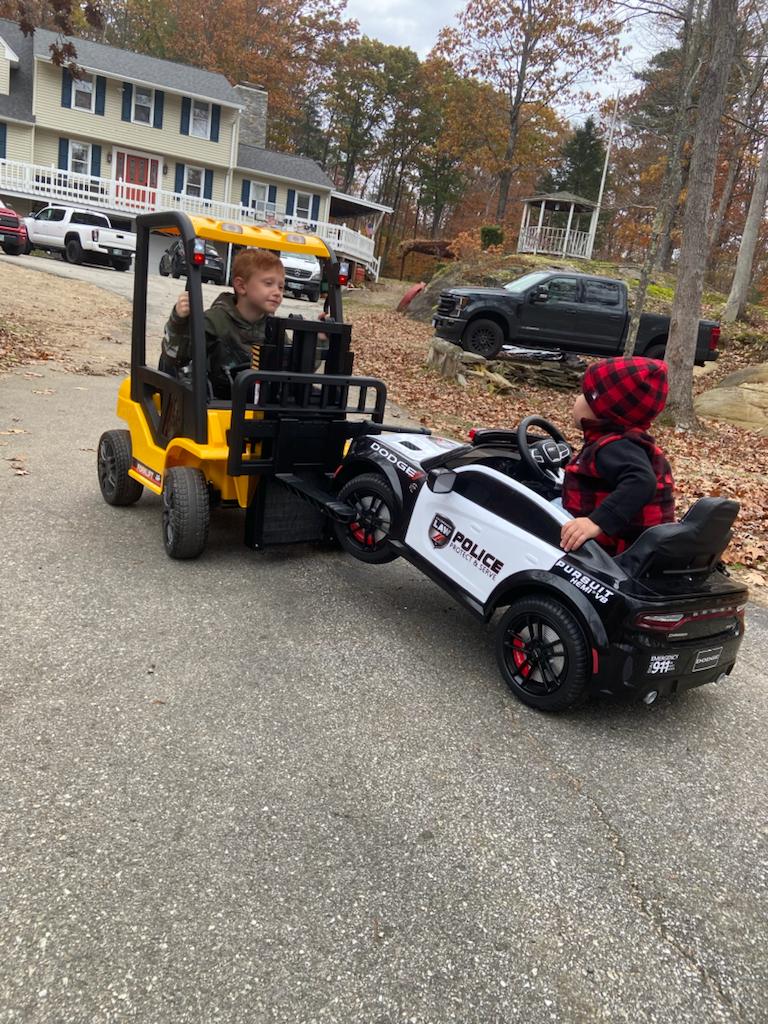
[538,117,606,199]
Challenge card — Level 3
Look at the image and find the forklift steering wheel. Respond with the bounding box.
[516,416,572,486]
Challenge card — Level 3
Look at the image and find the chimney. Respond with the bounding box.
[234,83,268,149]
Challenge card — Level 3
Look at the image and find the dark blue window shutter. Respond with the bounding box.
[286,189,295,216]
[61,69,72,108]
[175,163,185,193]
[121,83,132,122]
[310,195,320,222]
[91,145,101,178]
[204,169,213,200]
[0,123,6,160]
[58,137,69,169]
[95,76,106,115]
[180,97,191,135]
[153,90,164,129]
[268,185,276,204]
[210,104,221,142]
[241,179,250,207]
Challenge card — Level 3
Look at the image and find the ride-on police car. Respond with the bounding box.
[332,417,747,711]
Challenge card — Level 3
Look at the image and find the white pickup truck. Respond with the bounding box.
[23,205,136,271]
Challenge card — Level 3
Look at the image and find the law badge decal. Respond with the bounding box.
[429,513,454,548]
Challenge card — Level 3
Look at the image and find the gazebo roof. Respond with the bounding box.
[521,191,597,212]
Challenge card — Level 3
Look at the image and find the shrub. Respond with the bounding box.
[480,225,504,250]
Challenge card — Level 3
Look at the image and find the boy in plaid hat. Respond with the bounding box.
[560,356,675,555]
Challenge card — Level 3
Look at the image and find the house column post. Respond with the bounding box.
[563,203,575,257]
[518,201,528,251]
[532,200,545,255]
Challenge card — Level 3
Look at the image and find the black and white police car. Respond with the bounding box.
[332,417,747,711]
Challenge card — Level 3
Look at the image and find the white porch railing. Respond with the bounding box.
[518,224,592,260]
[0,159,380,277]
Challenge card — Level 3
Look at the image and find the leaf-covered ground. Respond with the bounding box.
[348,310,768,587]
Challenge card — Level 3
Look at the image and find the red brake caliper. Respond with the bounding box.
[512,636,532,677]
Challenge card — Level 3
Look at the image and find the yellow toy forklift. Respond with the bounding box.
[96,210,403,558]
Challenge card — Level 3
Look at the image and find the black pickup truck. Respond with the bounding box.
[432,271,720,364]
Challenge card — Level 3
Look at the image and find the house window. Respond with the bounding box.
[133,86,154,125]
[190,100,211,139]
[250,182,267,208]
[69,141,91,176]
[185,165,203,198]
[295,191,311,220]
[73,73,95,112]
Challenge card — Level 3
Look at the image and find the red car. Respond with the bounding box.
[0,197,28,256]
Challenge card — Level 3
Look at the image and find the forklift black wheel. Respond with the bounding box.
[334,473,399,564]
[162,467,210,559]
[495,595,590,711]
[97,429,143,506]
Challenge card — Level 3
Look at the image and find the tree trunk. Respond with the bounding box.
[666,0,738,430]
[652,0,705,272]
[625,0,702,355]
[722,139,768,322]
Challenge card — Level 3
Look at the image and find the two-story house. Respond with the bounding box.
[0,19,388,275]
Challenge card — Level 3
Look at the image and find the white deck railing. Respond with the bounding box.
[0,159,380,277]
[518,224,592,260]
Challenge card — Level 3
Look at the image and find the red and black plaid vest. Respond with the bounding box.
[562,430,675,554]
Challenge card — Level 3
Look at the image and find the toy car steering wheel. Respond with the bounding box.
[517,416,572,486]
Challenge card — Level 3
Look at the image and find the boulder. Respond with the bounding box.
[694,364,768,435]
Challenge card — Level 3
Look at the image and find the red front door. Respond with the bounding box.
[115,152,158,209]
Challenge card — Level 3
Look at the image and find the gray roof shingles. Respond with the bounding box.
[32,27,241,105]
[237,143,333,191]
[0,18,241,108]
[0,20,35,124]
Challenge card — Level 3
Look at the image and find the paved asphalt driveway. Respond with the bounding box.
[1,261,766,1023]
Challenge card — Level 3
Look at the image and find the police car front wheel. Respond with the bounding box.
[334,473,399,564]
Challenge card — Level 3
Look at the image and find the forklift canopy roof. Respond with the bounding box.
[156,215,332,258]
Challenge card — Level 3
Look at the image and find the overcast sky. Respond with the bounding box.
[343,0,466,57]
[341,2,654,120]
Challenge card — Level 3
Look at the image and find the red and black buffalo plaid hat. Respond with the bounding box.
[582,356,669,430]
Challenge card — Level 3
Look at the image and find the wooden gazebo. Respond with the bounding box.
[517,191,598,260]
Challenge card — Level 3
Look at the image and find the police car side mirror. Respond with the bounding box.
[427,468,456,494]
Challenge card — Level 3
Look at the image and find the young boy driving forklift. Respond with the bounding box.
[161,248,285,397]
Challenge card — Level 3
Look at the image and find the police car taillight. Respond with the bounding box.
[635,604,745,632]
[192,238,206,266]
[468,428,478,441]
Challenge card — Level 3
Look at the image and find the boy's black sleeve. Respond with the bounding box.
[589,439,657,537]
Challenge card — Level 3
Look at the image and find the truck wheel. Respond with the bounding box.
[65,238,83,265]
[305,288,320,303]
[462,318,505,358]
[495,595,590,711]
[334,473,399,564]
[2,242,23,256]
[162,467,210,559]
[97,430,143,506]
[111,258,131,272]
[645,343,666,361]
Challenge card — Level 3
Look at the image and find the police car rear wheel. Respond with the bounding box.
[162,467,210,559]
[97,429,143,506]
[334,473,399,564]
[496,595,589,711]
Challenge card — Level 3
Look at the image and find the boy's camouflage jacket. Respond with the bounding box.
[162,292,266,397]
